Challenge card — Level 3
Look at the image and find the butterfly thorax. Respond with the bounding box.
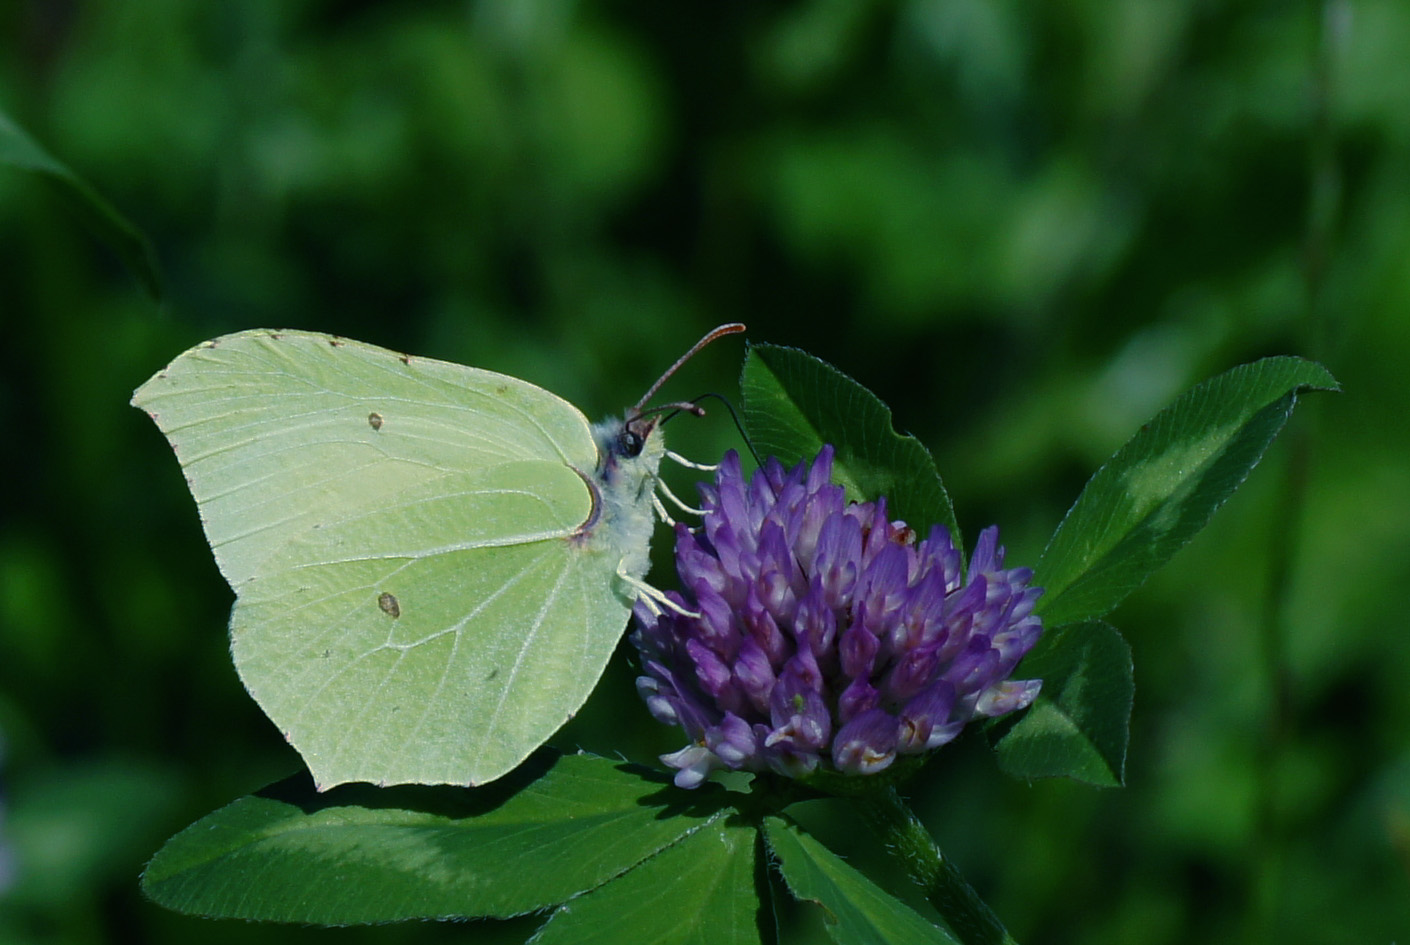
[580,414,665,584]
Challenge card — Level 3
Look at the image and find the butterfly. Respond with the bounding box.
[132,324,743,789]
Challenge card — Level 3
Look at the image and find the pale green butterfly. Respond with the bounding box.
[132,324,744,789]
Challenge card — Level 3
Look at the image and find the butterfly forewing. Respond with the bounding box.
[132,329,599,587]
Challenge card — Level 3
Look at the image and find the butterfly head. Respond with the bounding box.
[582,324,746,584]
[592,410,667,493]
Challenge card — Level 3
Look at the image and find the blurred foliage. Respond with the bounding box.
[0,110,160,298]
[1,0,1407,942]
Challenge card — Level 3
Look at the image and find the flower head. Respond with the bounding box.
[632,447,1044,789]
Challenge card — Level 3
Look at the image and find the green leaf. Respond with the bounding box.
[992,621,1134,786]
[0,107,160,298]
[741,343,961,553]
[531,818,761,945]
[1034,357,1338,626]
[142,752,728,924]
[763,816,961,945]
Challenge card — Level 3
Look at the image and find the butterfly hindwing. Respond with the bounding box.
[230,462,625,787]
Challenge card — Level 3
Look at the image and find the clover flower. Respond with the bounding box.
[632,447,1045,789]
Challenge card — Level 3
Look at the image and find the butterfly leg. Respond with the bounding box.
[617,562,701,619]
[665,450,718,472]
[655,479,704,517]
[652,493,680,528]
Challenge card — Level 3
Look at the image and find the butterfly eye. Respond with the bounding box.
[618,428,645,458]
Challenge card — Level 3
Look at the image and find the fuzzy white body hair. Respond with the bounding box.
[583,415,666,585]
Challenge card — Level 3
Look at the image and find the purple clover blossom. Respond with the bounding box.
[632,446,1045,789]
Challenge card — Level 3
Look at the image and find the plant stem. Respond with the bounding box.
[856,788,1018,945]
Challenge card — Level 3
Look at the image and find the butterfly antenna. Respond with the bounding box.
[636,400,706,422]
[665,392,763,471]
[632,323,746,415]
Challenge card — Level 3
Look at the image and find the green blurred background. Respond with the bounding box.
[2,0,1407,942]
